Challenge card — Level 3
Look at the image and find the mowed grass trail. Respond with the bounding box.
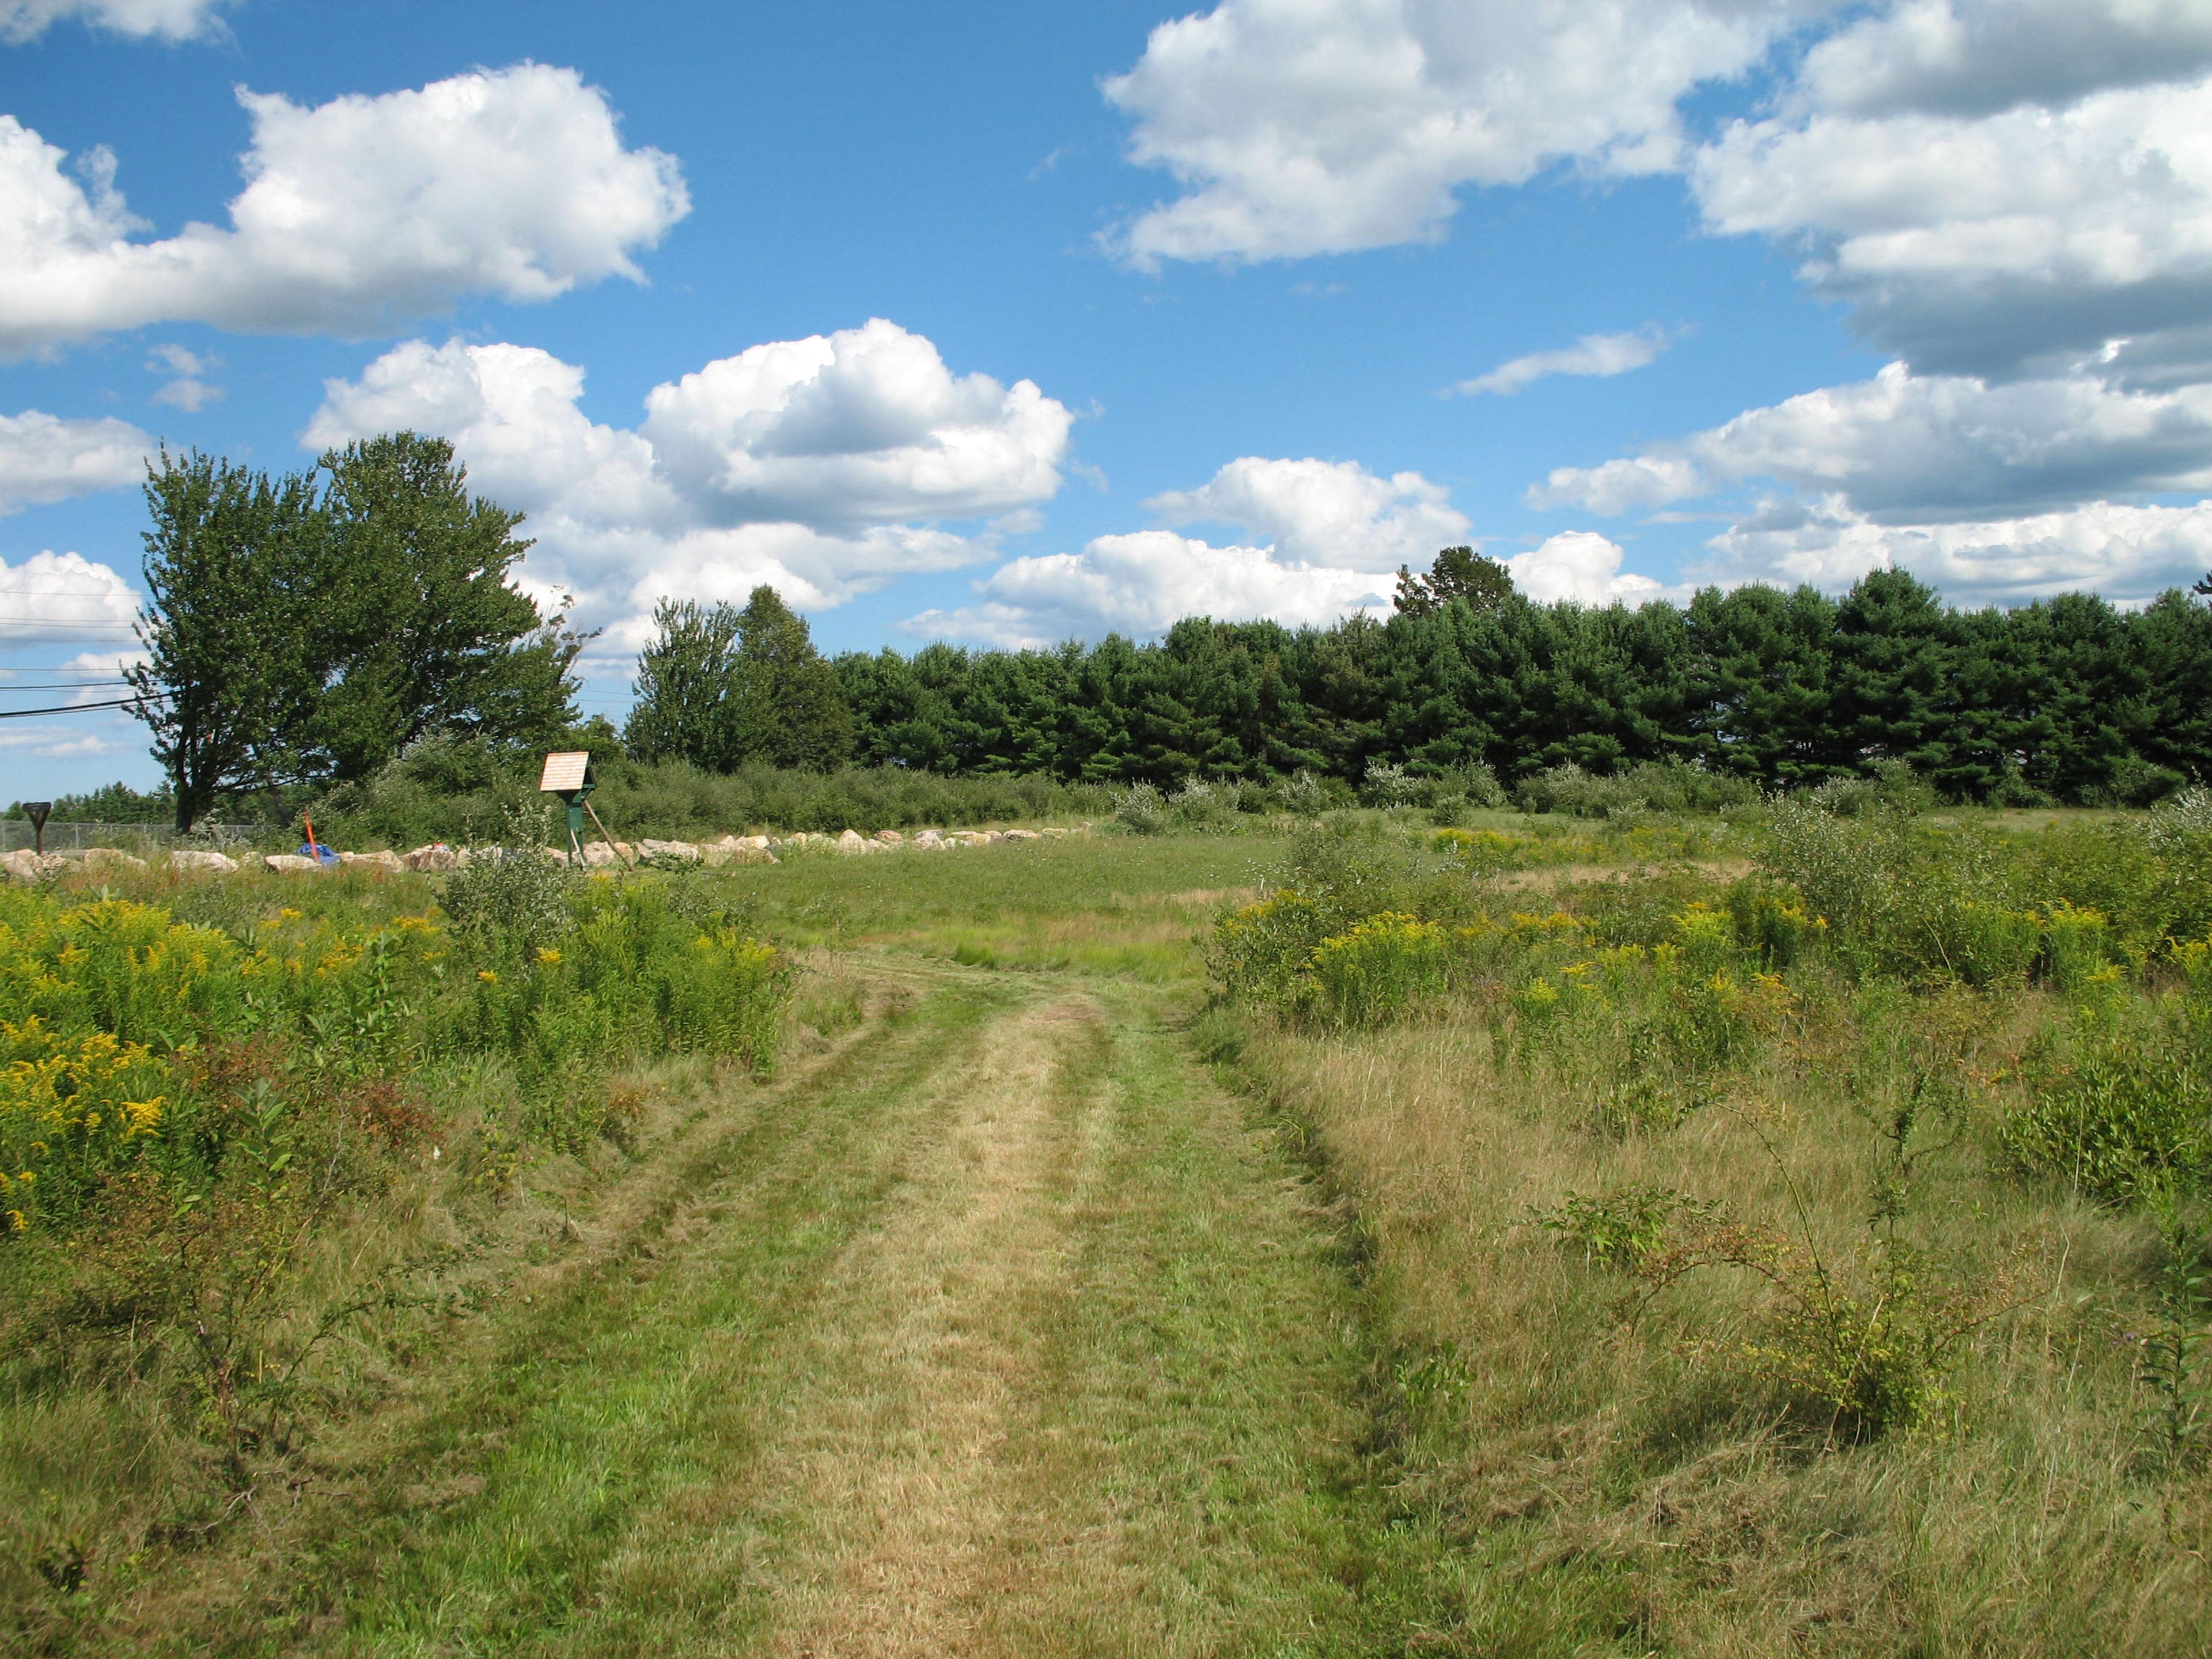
[126,935,1408,1655]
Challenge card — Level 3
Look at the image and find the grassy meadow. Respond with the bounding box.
[1,794,2209,1653]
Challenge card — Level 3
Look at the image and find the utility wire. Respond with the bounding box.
[0,695,157,719]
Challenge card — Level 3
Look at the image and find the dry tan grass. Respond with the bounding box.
[1233,987,2212,1654]
[755,996,1107,1657]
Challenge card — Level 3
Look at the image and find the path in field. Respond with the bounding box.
[202,966,1395,1658]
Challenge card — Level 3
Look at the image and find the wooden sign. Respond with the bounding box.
[539,752,592,794]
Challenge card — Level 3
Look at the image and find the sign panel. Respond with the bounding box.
[539,752,592,794]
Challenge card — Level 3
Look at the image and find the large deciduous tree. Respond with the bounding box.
[130,450,325,831]
[306,434,583,783]
[624,586,852,772]
[130,434,582,827]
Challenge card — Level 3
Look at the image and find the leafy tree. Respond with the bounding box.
[132,436,581,824]
[305,433,582,783]
[731,586,853,770]
[1393,546,1514,618]
[130,449,326,830]
[626,598,745,768]
[628,587,851,772]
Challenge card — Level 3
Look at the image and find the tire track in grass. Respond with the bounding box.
[151,969,1017,1656]
[142,965,1407,1657]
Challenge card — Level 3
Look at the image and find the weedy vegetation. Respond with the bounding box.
[0,849,791,1650]
[1206,788,2212,1652]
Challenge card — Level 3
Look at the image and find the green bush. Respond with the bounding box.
[2006,1015,2212,1202]
[1517,759,1758,819]
[1302,913,1446,1028]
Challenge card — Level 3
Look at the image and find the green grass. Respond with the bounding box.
[718,833,1277,978]
[13,810,2210,1654]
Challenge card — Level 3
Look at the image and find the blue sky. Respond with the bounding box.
[3,0,2210,796]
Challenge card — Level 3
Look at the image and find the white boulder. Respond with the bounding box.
[83,847,149,873]
[264,853,325,874]
[166,849,239,875]
[339,849,406,873]
[404,843,463,872]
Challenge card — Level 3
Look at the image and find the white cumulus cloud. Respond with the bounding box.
[0,549,140,641]
[1693,71,2212,379]
[911,454,1483,645]
[0,63,687,355]
[1103,0,1798,266]
[1450,327,1671,397]
[1698,494,2212,603]
[1533,362,2212,521]
[1145,455,1469,571]
[912,531,1393,647]
[1505,531,1683,605]
[1796,0,2212,119]
[0,410,149,514]
[641,317,1073,533]
[306,323,1073,637]
[0,0,228,42]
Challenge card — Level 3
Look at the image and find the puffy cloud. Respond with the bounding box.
[1449,328,1671,397]
[641,318,1073,533]
[1532,362,2212,521]
[1103,0,1797,265]
[0,550,140,641]
[1145,455,1469,570]
[911,532,1392,648]
[306,323,1072,634]
[910,453,1481,645]
[0,409,149,513]
[1505,531,1682,605]
[0,65,687,355]
[1692,72,2212,378]
[1698,494,2212,603]
[0,0,227,42]
[1796,0,2212,118]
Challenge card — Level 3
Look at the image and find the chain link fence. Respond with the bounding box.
[0,820,276,854]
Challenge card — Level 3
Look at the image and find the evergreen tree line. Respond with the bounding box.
[630,554,2212,806]
[131,434,584,830]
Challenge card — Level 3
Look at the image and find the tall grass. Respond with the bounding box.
[0,854,791,1597]
[1202,798,2212,1649]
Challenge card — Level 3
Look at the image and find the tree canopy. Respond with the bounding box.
[624,585,852,772]
[131,435,582,828]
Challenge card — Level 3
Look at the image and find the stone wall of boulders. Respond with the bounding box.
[0,824,1093,883]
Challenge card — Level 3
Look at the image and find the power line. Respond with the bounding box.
[0,680,132,692]
[0,696,153,719]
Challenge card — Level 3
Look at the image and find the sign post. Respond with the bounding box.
[24,801,50,856]
[538,752,595,863]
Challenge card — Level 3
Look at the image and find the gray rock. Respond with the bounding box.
[166,849,240,874]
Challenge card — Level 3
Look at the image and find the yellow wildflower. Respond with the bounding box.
[535,947,562,966]
[279,908,304,922]
[478,969,498,984]
[124,1097,164,1135]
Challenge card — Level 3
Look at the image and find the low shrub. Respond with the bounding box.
[1302,913,1446,1028]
